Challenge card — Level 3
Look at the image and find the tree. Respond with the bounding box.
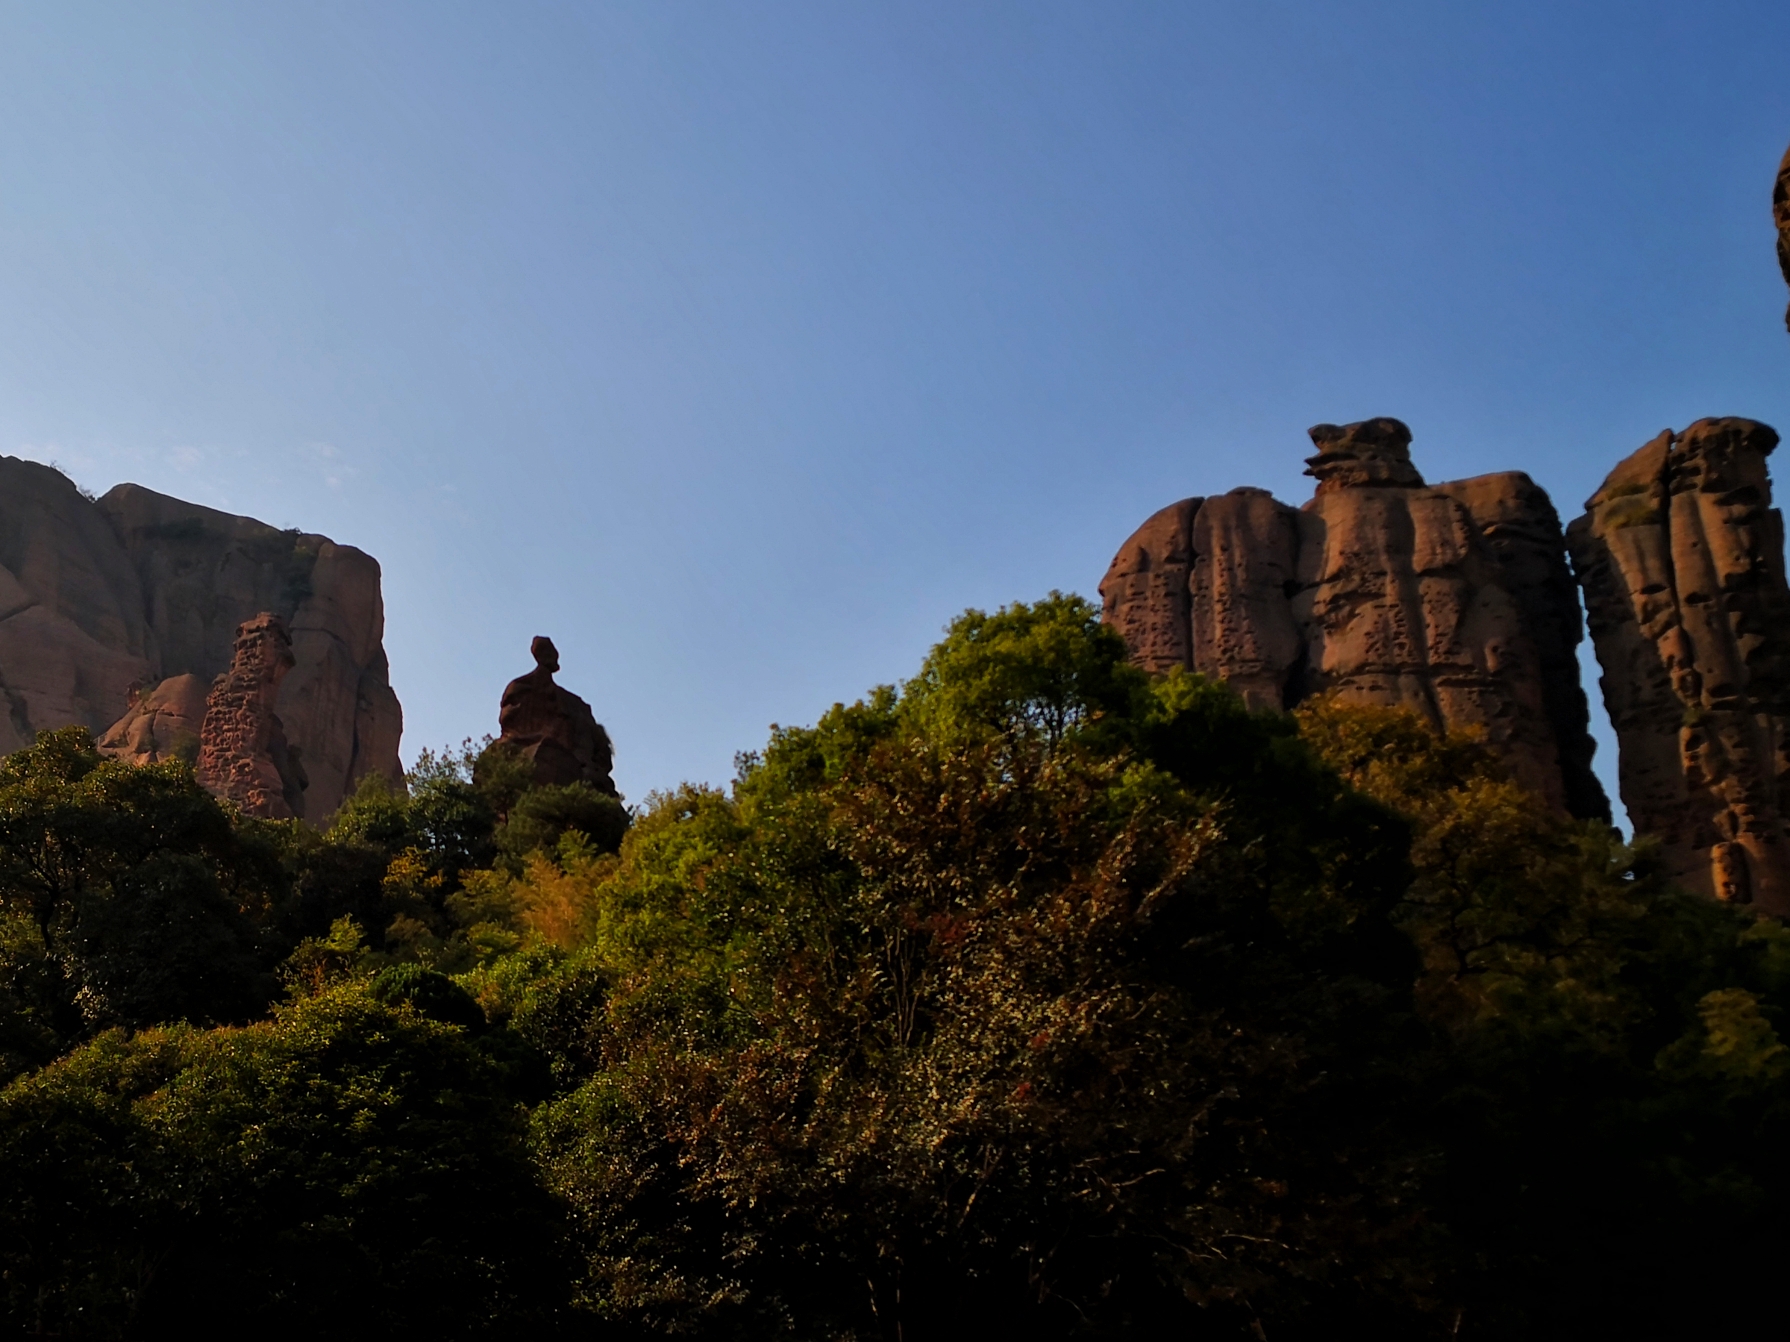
[517,597,1439,1338]
[0,982,573,1338]
[0,729,276,1048]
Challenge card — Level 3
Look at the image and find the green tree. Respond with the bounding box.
[0,981,572,1338]
[0,729,276,1048]
[516,597,1436,1338]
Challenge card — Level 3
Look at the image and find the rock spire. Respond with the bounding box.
[1100,418,1609,821]
[1568,418,1790,914]
[195,613,308,819]
[494,636,618,794]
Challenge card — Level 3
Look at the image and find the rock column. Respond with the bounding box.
[1568,419,1790,913]
[196,613,308,819]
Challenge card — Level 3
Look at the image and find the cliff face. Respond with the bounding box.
[1100,419,1609,821]
[1568,419,1790,914]
[0,457,404,820]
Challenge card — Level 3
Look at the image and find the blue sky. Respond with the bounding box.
[2,2,1787,809]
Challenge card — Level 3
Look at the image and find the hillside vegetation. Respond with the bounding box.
[0,595,1784,1339]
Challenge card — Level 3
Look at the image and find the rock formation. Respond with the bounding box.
[0,457,403,818]
[195,614,307,819]
[1568,418,1790,914]
[95,673,210,766]
[1776,141,1790,331]
[494,636,617,794]
[1101,418,1609,820]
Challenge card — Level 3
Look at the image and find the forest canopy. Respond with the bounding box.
[0,593,1784,1339]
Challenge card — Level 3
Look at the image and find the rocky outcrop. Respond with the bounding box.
[1568,419,1790,913]
[1100,419,1609,820]
[0,457,403,819]
[94,673,209,766]
[494,637,617,794]
[196,614,307,819]
[1776,142,1790,330]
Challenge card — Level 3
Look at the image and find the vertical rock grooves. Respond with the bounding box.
[1568,418,1790,913]
[1099,418,1610,822]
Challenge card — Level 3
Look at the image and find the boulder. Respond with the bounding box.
[196,613,307,820]
[96,673,210,766]
[495,637,617,794]
[1567,418,1790,913]
[1100,419,1609,820]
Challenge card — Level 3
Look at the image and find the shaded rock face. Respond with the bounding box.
[0,458,403,819]
[196,614,308,819]
[1568,418,1790,913]
[496,637,617,794]
[1100,419,1609,821]
[1777,142,1790,331]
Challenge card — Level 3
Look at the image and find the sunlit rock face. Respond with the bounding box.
[1100,418,1609,822]
[1569,419,1790,914]
[195,613,306,820]
[0,457,403,820]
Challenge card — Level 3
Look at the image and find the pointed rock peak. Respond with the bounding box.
[1303,417,1424,493]
[530,635,561,676]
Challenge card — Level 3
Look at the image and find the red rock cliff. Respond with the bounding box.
[0,459,403,820]
[1100,418,1609,821]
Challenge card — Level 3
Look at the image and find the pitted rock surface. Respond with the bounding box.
[495,636,618,794]
[1100,418,1609,820]
[1568,418,1790,913]
[0,459,403,818]
[196,614,307,820]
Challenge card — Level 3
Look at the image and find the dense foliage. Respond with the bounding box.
[0,593,1784,1337]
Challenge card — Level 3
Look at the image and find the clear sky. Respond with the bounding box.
[2,2,1787,810]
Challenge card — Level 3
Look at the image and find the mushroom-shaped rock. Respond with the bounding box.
[494,636,617,794]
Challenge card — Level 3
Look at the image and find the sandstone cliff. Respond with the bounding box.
[0,457,403,819]
[494,636,618,794]
[1568,418,1790,914]
[1100,419,1609,820]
